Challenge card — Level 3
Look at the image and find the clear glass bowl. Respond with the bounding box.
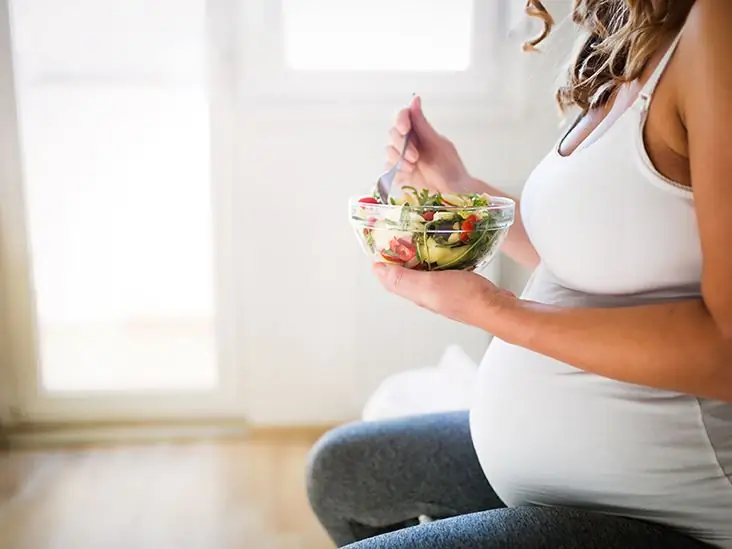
[349,195,515,272]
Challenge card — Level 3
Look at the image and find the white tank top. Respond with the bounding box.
[469,30,732,548]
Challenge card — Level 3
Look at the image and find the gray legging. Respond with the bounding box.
[305,411,715,549]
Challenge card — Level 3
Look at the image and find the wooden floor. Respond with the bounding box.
[0,438,334,549]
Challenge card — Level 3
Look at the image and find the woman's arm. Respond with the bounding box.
[483,297,732,402]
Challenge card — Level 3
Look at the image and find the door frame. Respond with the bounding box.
[0,0,244,424]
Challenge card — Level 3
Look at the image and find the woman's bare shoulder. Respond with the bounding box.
[677,0,732,78]
[674,1,732,123]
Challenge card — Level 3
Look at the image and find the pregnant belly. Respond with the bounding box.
[468,267,732,546]
[468,337,732,535]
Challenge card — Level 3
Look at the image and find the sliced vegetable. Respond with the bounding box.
[389,237,416,262]
[380,249,404,264]
[441,193,472,208]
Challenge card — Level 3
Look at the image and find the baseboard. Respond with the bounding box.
[4,419,340,450]
[7,422,249,450]
[248,423,338,443]
[0,420,9,451]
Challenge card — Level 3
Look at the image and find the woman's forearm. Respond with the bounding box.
[465,177,540,270]
[482,295,732,402]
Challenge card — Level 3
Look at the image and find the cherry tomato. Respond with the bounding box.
[462,221,475,233]
[422,211,435,221]
[460,232,471,243]
[359,197,380,205]
[389,237,417,262]
[464,214,478,225]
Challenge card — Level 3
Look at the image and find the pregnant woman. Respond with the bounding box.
[307,1,732,547]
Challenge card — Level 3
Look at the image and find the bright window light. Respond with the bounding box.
[8,0,217,393]
[281,0,474,71]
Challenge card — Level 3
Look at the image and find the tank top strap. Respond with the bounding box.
[637,29,685,106]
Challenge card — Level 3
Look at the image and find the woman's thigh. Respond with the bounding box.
[342,506,715,549]
[306,411,504,545]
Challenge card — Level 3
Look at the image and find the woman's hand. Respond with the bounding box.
[388,96,541,270]
[372,262,517,328]
[387,96,483,195]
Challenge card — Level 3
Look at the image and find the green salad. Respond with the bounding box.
[355,187,509,272]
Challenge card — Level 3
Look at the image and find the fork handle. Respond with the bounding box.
[395,130,412,171]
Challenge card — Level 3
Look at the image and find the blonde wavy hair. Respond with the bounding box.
[525,0,694,112]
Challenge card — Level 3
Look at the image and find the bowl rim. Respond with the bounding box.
[348,194,516,213]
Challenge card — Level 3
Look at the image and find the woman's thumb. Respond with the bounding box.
[409,96,439,142]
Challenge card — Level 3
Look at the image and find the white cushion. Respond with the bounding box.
[362,345,478,421]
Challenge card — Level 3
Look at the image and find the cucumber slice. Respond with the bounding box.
[417,237,468,266]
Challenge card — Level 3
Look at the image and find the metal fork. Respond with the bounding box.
[375,129,412,204]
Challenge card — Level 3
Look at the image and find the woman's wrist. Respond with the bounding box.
[472,282,526,340]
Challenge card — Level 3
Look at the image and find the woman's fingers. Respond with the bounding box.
[395,107,411,135]
[393,106,419,161]
[386,146,415,172]
[385,104,420,179]
[388,127,419,163]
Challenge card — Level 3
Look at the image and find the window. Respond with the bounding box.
[281,0,474,72]
[7,0,219,393]
[240,0,526,114]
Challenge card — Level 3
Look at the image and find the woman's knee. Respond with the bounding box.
[305,421,374,514]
